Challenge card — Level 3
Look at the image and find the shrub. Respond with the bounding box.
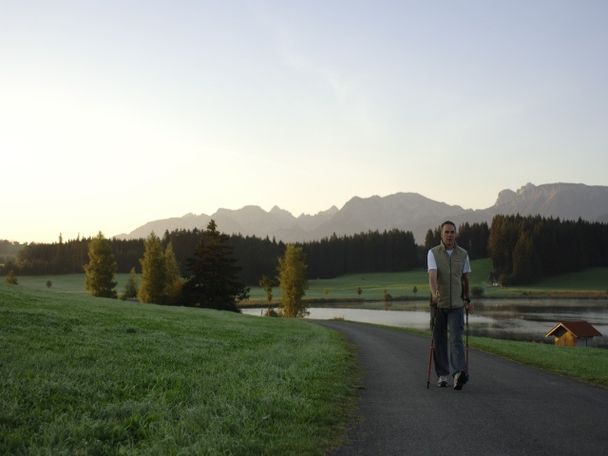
[6,270,18,285]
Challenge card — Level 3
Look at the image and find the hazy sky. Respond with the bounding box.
[3,0,607,243]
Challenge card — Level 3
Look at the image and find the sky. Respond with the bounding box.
[2,0,608,244]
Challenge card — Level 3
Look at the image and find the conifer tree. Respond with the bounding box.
[183,220,248,312]
[138,232,166,304]
[164,242,183,304]
[84,232,117,298]
[278,244,308,317]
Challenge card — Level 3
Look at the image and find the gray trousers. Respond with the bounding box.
[432,306,465,377]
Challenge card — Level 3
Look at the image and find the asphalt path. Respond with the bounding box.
[315,320,608,456]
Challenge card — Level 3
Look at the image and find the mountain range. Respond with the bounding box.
[115,182,608,244]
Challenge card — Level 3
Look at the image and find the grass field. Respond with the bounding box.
[3,271,607,454]
[0,283,357,455]
[247,259,608,303]
[9,259,608,304]
[470,334,608,387]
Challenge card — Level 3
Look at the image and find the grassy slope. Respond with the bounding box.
[0,283,356,455]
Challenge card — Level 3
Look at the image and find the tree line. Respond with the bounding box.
[3,228,439,283]
[424,222,490,260]
[25,216,608,289]
[488,215,608,284]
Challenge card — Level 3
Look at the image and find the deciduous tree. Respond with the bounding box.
[120,267,139,300]
[6,270,18,285]
[138,233,166,304]
[84,232,117,298]
[278,244,308,317]
[164,242,183,304]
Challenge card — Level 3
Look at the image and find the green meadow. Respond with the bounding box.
[10,258,608,304]
[247,259,608,303]
[3,265,608,454]
[0,283,356,455]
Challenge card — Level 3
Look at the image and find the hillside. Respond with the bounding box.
[0,283,354,454]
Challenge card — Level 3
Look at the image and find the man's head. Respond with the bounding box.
[440,220,456,249]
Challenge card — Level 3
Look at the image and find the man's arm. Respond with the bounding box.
[461,273,470,300]
[428,269,438,304]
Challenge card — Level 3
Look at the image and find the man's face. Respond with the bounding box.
[441,224,456,248]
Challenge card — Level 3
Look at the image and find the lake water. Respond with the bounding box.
[242,299,608,342]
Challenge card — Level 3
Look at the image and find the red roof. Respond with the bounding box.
[545,320,602,338]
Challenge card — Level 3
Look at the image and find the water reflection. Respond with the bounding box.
[242,299,608,342]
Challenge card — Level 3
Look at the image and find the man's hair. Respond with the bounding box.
[441,220,456,230]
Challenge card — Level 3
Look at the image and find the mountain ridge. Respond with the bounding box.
[115,182,608,243]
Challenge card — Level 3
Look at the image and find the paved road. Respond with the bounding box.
[315,320,608,456]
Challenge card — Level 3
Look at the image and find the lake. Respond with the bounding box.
[243,298,608,342]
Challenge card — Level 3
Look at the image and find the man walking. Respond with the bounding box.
[428,221,471,390]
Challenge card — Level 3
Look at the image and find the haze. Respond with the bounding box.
[2,1,607,243]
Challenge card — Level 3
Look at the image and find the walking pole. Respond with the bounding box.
[465,300,470,375]
[426,300,437,389]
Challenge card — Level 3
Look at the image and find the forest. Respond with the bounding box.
[488,215,608,284]
[3,215,607,286]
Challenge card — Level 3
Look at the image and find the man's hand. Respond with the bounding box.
[464,298,474,314]
[431,291,439,305]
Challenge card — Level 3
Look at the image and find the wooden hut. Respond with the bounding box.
[545,320,602,347]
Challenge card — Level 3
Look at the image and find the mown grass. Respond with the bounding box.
[471,335,608,388]
[0,283,357,455]
[247,259,608,303]
[10,259,608,304]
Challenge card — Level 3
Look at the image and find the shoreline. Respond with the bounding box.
[239,291,608,308]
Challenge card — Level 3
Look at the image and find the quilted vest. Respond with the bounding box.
[431,243,468,309]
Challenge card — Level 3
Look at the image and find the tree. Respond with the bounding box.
[6,270,18,285]
[164,242,183,304]
[259,274,273,303]
[84,232,117,298]
[182,220,249,312]
[509,231,541,285]
[138,232,166,304]
[424,227,441,250]
[120,267,139,300]
[278,244,308,317]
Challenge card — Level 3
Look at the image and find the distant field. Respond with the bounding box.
[9,258,608,304]
[15,273,132,295]
[247,258,608,303]
[0,283,356,455]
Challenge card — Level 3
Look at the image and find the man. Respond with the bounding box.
[428,221,472,390]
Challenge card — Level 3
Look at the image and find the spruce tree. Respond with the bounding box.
[84,232,117,298]
[278,244,308,317]
[182,220,248,312]
[138,233,166,304]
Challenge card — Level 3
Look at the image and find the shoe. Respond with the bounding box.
[437,375,449,388]
[454,371,468,390]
